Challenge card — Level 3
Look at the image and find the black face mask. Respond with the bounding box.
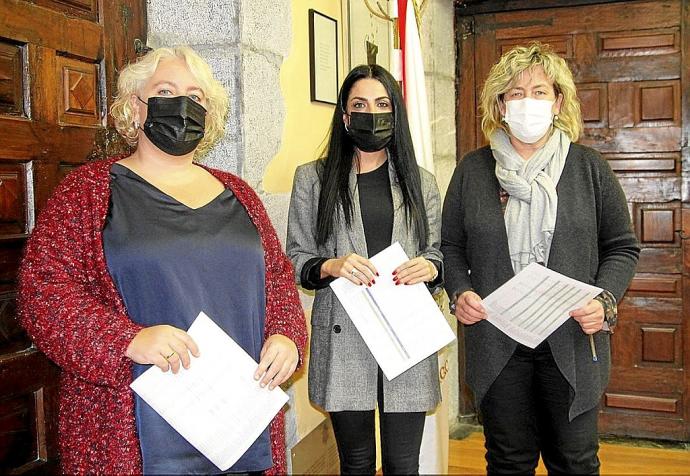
[346,111,394,152]
[139,96,206,156]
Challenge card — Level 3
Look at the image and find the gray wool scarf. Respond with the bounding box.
[491,128,571,273]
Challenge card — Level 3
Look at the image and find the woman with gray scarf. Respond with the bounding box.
[441,43,639,474]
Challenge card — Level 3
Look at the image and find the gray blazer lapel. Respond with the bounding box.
[388,160,406,245]
[347,165,369,257]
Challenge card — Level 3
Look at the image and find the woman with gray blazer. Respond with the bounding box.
[287,64,443,475]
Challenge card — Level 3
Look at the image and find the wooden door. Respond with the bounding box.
[455,0,689,440]
[0,1,145,472]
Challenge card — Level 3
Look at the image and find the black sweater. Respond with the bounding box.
[441,143,640,419]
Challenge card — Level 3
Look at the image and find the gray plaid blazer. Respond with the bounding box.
[287,159,443,412]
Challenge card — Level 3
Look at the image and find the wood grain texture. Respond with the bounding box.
[455,0,688,440]
[448,432,690,474]
[491,1,680,38]
[0,0,145,471]
[641,327,678,364]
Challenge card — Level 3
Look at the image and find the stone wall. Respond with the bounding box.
[419,0,460,430]
[148,0,291,199]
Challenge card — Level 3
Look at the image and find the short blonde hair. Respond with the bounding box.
[479,42,582,142]
[110,46,229,157]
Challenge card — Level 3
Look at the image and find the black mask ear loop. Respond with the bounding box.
[340,95,352,133]
[135,96,148,132]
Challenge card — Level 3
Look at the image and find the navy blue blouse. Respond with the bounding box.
[103,163,271,474]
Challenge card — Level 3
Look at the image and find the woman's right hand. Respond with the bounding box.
[321,253,378,286]
[453,290,487,325]
[126,325,200,373]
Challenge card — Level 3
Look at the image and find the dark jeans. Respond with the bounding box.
[480,342,600,476]
[329,370,426,475]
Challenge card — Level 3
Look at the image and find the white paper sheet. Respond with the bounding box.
[330,242,456,380]
[129,312,288,471]
[482,262,602,348]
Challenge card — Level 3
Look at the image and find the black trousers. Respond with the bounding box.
[480,342,600,476]
[329,370,426,475]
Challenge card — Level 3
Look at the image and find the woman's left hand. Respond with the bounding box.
[570,299,605,335]
[254,334,299,390]
[393,257,437,285]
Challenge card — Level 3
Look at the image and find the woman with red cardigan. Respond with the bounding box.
[18,46,307,475]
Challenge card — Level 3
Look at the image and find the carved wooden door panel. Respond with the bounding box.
[456,0,689,440]
[0,1,145,472]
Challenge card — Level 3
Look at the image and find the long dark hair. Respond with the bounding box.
[315,64,429,250]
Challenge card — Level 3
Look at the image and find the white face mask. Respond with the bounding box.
[503,97,555,144]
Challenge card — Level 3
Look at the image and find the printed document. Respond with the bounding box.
[482,263,602,348]
[330,242,455,380]
[129,312,288,471]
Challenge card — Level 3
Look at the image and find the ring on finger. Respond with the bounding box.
[164,351,176,361]
[350,268,358,277]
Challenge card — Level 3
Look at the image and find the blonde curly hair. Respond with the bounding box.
[110,46,229,158]
[479,42,582,142]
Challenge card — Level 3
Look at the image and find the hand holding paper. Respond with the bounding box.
[322,252,378,286]
[569,298,606,334]
[330,242,455,380]
[453,290,487,325]
[126,324,200,373]
[481,263,602,348]
[393,256,438,285]
[130,312,288,471]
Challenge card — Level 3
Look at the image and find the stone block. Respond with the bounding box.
[430,0,456,77]
[430,78,457,158]
[191,45,244,139]
[241,50,286,188]
[148,0,240,46]
[240,0,291,57]
[202,136,242,175]
[420,10,434,72]
[257,191,291,244]
[419,0,455,76]
[434,154,458,196]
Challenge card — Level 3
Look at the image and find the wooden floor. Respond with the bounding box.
[448,432,690,475]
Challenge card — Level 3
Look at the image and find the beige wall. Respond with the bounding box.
[269,0,346,442]
[264,1,345,195]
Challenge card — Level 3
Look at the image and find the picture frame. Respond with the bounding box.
[309,9,339,105]
[342,0,393,71]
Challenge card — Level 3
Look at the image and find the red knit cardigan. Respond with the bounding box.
[18,157,307,475]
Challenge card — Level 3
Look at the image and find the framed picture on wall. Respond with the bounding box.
[342,0,393,70]
[309,9,339,105]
